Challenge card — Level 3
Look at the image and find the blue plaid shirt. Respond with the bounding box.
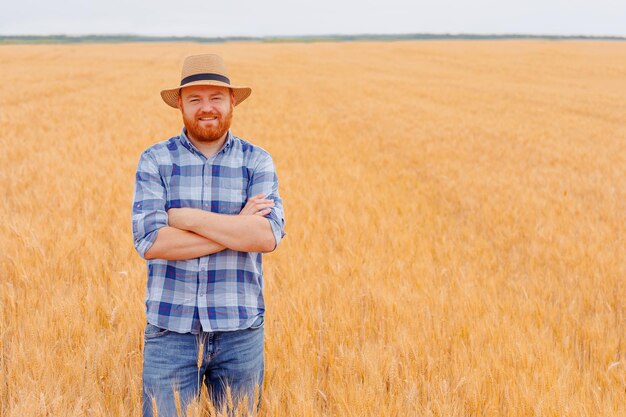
[132,129,285,334]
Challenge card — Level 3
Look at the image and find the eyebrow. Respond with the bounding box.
[185,91,226,99]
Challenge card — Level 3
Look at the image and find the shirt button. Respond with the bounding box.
[200,267,207,272]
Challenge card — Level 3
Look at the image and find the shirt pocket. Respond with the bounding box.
[219,177,248,214]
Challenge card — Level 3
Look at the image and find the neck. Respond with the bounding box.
[186,131,228,158]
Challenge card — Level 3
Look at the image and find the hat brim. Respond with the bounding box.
[160,80,252,109]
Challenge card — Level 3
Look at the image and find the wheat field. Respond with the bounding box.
[0,40,624,416]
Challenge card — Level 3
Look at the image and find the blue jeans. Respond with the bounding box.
[142,317,264,417]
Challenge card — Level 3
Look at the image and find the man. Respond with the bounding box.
[131,54,285,416]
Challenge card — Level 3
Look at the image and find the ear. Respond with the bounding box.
[177,93,182,109]
[230,90,236,106]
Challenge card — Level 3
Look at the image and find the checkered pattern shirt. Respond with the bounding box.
[132,129,285,333]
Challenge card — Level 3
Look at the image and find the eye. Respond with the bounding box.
[189,98,199,103]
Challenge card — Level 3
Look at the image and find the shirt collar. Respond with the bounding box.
[180,128,234,157]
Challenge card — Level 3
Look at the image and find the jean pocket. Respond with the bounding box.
[144,323,170,339]
[249,316,264,330]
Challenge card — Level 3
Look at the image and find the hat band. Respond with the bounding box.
[180,73,230,86]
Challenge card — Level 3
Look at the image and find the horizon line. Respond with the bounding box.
[2,32,626,38]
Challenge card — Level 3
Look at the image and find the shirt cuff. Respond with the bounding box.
[136,229,159,259]
[267,217,285,250]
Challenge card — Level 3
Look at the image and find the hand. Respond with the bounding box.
[239,193,274,216]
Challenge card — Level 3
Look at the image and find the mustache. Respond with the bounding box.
[196,112,220,118]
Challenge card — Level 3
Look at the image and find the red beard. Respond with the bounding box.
[183,105,233,143]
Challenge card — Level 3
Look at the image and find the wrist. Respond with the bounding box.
[168,207,201,231]
[183,208,203,231]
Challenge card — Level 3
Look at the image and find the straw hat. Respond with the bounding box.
[160,54,252,108]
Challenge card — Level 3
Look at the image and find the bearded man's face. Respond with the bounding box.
[178,85,234,143]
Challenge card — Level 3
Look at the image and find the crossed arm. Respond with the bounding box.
[144,194,276,260]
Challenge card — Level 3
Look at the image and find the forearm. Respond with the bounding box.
[144,226,226,260]
[173,209,275,253]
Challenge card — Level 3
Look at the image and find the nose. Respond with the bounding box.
[199,99,216,113]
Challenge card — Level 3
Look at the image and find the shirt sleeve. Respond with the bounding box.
[131,150,168,259]
[248,152,286,250]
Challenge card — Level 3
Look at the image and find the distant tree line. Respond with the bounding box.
[1,33,624,44]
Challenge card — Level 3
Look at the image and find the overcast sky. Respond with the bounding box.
[2,0,625,37]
